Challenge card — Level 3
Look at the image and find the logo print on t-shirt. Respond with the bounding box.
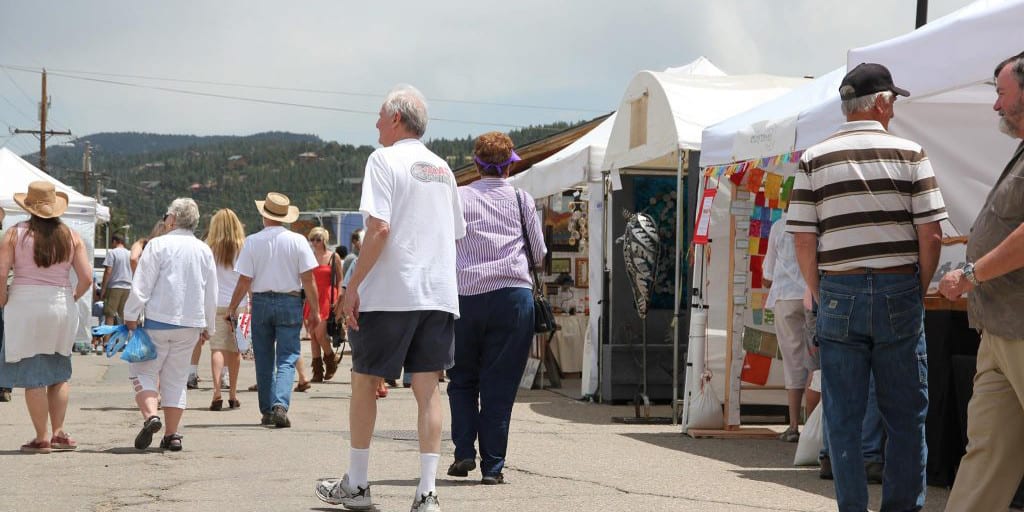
[410,161,452,184]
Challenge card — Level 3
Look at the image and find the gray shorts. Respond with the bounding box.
[349,310,455,380]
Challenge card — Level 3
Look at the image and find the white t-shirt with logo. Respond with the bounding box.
[235,226,318,293]
[358,138,466,316]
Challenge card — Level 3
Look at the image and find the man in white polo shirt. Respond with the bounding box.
[315,85,465,512]
[226,192,319,429]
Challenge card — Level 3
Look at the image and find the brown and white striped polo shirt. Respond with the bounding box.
[786,120,948,271]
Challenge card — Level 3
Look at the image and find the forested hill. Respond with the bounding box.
[38,121,583,239]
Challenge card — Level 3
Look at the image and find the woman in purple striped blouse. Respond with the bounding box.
[446,132,546,485]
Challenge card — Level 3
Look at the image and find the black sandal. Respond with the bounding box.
[209,399,223,411]
[227,399,240,409]
[134,415,163,450]
[160,433,183,452]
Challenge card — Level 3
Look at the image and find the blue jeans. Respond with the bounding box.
[251,293,303,415]
[821,376,884,463]
[447,288,534,477]
[818,272,928,512]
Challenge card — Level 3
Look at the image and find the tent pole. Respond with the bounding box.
[672,149,688,424]
[598,169,611,403]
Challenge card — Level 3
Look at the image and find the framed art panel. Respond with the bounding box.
[574,258,589,288]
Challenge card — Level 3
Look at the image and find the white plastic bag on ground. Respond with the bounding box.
[794,402,824,466]
[686,371,723,430]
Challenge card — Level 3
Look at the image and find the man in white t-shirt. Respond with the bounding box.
[316,85,465,512]
[226,192,319,429]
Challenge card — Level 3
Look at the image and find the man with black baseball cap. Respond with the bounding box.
[787,62,947,511]
[839,62,911,101]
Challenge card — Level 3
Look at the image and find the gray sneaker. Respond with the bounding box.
[410,491,441,512]
[314,474,372,509]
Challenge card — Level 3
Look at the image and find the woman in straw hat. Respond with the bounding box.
[123,198,217,452]
[0,181,93,453]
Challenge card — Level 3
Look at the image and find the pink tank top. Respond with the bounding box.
[12,223,73,287]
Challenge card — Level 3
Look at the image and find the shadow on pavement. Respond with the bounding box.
[521,391,677,426]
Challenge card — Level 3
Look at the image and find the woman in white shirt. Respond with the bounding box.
[124,198,218,452]
[205,209,247,411]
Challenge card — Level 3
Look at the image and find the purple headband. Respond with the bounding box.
[474,150,521,175]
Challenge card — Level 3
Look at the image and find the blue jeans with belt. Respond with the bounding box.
[818,272,928,512]
[251,293,303,415]
[447,287,534,477]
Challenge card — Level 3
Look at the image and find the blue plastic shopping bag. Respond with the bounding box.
[91,325,158,363]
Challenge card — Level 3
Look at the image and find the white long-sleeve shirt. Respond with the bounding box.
[124,228,218,334]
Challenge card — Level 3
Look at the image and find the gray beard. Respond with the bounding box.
[999,116,1018,137]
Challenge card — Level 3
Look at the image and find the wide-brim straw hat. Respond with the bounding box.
[14,180,69,219]
[255,192,300,223]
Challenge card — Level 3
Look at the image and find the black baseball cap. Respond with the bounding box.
[839,63,910,101]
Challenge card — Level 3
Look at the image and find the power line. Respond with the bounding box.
[0,63,606,114]
[2,66,539,130]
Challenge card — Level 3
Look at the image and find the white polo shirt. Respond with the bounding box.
[235,226,318,293]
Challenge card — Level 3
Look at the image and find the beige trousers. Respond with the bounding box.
[945,331,1024,511]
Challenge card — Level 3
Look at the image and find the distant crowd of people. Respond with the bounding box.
[2,52,1024,511]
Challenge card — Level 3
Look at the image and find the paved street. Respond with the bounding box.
[0,347,951,512]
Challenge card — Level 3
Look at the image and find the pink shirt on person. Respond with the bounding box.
[11,222,72,287]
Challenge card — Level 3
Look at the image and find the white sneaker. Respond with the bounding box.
[314,474,372,509]
[410,491,441,512]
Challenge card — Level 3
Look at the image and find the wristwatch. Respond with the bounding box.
[962,262,981,286]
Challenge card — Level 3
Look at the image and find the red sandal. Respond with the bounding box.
[50,433,78,451]
[20,439,52,454]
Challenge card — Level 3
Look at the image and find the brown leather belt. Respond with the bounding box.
[821,264,917,276]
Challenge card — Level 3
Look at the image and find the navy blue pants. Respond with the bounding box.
[447,287,534,477]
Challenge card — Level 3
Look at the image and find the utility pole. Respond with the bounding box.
[82,142,92,194]
[11,69,72,173]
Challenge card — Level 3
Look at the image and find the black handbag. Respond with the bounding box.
[515,189,557,334]
[326,253,343,346]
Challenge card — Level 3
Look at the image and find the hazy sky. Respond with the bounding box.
[0,0,975,154]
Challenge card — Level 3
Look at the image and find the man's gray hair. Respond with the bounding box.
[841,91,893,116]
[995,52,1024,89]
[166,198,200,231]
[382,84,429,138]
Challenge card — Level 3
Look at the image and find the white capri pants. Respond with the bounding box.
[128,327,203,409]
[772,299,818,390]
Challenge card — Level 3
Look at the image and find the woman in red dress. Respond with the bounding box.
[303,227,341,384]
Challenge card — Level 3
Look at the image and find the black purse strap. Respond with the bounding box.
[328,253,338,308]
[514,189,543,295]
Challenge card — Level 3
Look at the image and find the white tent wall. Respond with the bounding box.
[846,0,1024,234]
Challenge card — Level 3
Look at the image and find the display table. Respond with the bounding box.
[550,314,587,374]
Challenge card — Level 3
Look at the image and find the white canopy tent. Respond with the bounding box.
[598,67,806,412]
[508,57,728,398]
[848,0,1024,234]
[0,147,111,344]
[686,0,1024,430]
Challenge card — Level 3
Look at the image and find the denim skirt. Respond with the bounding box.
[0,344,72,388]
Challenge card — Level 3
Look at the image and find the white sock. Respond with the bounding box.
[349,448,370,488]
[416,453,440,498]
[189,365,198,377]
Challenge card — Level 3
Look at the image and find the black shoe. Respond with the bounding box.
[819,455,833,480]
[481,473,504,485]
[0,387,11,402]
[385,379,398,387]
[447,458,476,477]
[865,461,883,484]
[159,433,183,452]
[186,375,199,390]
[134,415,163,450]
[260,413,273,426]
[271,405,290,428]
